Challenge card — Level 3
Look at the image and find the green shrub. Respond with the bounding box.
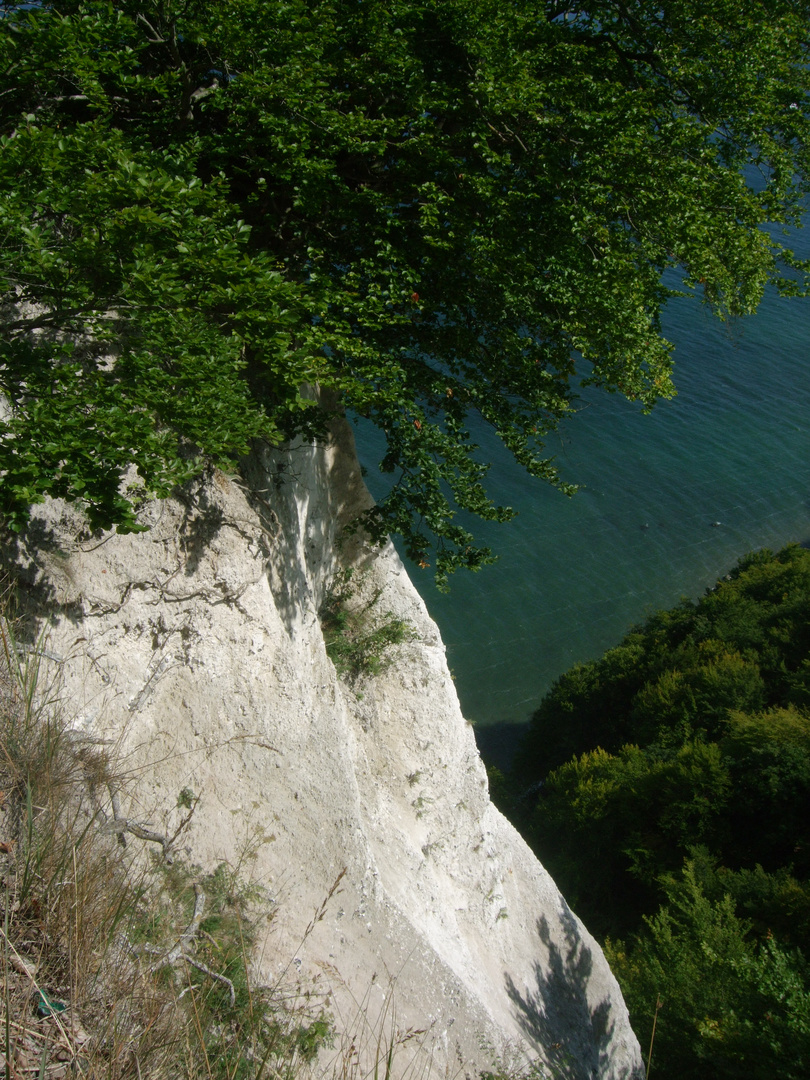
[606,861,810,1080]
[319,569,415,682]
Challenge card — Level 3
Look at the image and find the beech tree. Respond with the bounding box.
[2,1,809,583]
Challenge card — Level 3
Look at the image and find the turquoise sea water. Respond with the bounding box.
[354,233,810,767]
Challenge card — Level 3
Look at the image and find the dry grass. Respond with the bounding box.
[316,961,435,1080]
[0,611,331,1080]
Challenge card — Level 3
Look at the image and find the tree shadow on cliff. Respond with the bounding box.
[242,413,377,640]
[505,906,640,1080]
[175,478,228,577]
[240,442,333,638]
[0,518,83,637]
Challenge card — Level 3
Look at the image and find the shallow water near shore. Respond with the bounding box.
[354,236,810,769]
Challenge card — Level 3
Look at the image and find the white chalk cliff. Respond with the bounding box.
[10,416,643,1080]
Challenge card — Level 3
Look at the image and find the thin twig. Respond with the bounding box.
[100,815,175,863]
[646,994,662,1079]
[131,884,235,1006]
[182,955,236,1007]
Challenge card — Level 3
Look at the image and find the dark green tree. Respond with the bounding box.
[2,1,809,582]
[528,739,732,937]
[506,547,810,1078]
[606,860,810,1080]
[518,544,810,778]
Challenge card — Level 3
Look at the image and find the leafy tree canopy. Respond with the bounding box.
[606,857,810,1080]
[2,1,809,582]
[506,546,810,928]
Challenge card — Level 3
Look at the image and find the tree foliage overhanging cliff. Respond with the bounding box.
[2,1,809,583]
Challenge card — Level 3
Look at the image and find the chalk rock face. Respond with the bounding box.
[10,418,643,1080]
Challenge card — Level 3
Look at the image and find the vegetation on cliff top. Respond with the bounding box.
[318,568,416,682]
[494,544,810,1078]
[2,1,810,583]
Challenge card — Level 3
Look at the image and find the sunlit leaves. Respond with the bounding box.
[1,1,809,569]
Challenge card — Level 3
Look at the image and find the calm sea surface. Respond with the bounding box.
[354,229,810,767]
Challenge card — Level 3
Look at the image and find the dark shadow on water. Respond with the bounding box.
[474,720,528,772]
[505,906,641,1079]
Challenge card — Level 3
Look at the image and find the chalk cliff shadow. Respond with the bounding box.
[475,721,528,773]
[241,408,377,640]
[505,906,638,1080]
[0,518,83,638]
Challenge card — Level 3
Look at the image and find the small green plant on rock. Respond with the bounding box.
[319,569,415,682]
[130,856,333,1080]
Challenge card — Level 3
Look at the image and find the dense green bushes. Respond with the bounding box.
[518,545,810,783]
[500,544,810,1078]
[608,857,810,1080]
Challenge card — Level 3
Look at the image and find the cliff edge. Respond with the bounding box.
[8,417,643,1080]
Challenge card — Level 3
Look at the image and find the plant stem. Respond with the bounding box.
[646,994,662,1079]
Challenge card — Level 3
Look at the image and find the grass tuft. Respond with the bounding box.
[319,569,415,683]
